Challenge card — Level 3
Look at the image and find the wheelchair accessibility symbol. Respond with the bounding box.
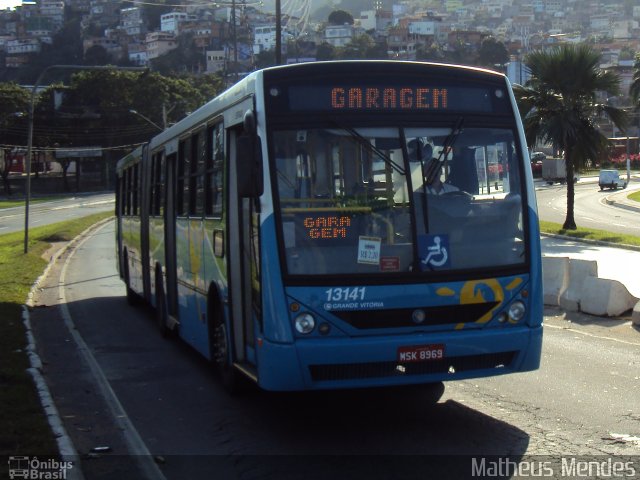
[418,234,451,270]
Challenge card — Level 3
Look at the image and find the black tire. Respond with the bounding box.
[422,381,446,403]
[124,255,139,306]
[210,295,238,393]
[155,270,168,337]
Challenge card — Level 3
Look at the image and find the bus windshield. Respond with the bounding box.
[272,124,525,277]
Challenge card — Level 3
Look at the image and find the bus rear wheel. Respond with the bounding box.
[155,270,168,337]
[124,255,139,306]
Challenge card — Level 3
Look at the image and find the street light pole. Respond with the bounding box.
[129,109,164,131]
[24,64,146,254]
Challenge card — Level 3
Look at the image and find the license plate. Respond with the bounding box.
[397,344,445,363]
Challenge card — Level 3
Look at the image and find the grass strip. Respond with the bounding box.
[539,220,640,247]
[628,190,640,203]
[0,211,113,456]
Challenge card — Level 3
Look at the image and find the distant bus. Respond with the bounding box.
[116,61,543,392]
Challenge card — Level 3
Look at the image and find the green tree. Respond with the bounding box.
[630,53,640,108]
[416,42,445,62]
[255,50,276,69]
[328,10,354,26]
[477,37,509,69]
[18,12,83,83]
[442,39,476,66]
[0,83,30,194]
[338,34,381,60]
[83,45,111,66]
[316,43,336,61]
[186,73,225,106]
[619,46,636,61]
[514,43,628,230]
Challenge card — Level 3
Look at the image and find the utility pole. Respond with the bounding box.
[275,0,281,65]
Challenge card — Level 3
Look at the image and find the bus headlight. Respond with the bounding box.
[508,301,526,323]
[294,313,316,334]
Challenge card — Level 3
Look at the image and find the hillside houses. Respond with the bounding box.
[0,0,639,94]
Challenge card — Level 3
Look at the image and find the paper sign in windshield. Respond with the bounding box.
[357,236,381,265]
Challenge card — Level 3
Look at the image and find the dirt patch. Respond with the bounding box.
[40,241,68,262]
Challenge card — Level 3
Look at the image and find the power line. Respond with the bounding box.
[119,0,262,6]
[0,142,146,152]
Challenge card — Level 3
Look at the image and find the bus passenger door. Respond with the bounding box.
[164,152,178,317]
[227,127,259,368]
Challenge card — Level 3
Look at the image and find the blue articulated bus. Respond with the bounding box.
[116,60,543,392]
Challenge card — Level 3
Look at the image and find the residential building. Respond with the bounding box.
[161,11,190,34]
[206,48,226,73]
[127,42,147,65]
[120,7,145,37]
[83,36,122,59]
[324,24,356,48]
[146,31,177,60]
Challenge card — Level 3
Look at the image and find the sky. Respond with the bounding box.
[1,0,24,10]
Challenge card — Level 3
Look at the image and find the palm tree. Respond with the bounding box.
[630,53,640,106]
[514,43,628,230]
[630,53,640,134]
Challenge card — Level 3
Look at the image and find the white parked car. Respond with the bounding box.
[598,169,627,190]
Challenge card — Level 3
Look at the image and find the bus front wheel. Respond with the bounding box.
[209,295,238,393]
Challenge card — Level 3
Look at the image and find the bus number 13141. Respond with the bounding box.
[325,287,366,302]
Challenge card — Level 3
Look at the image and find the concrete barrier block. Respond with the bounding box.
[632,301,640,326]
[558,259,598,312]
[542,256,569,306]
[580,277,639,317]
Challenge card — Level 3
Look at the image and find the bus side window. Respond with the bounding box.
[206,123,224,217]
[149,153,164,216]
[178,139,189,216]
[192,130,206,217]
[126,168,132,216]
[157,153,165,216]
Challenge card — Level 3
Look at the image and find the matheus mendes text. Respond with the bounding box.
[471,457,637,477]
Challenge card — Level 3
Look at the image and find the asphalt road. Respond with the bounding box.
[535,177,640,236]
[28,220,640,480]
[0,192,115,234]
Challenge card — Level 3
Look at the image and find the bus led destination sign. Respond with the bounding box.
[331,87,447,110]
[303,215,352,240]
[285,84,498,113]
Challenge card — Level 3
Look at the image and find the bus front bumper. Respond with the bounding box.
[255,325,543,391]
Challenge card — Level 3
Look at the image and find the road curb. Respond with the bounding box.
[22,216,114,479]
[541,232,640,253]
[604,196,640,213]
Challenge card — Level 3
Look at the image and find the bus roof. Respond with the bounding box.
[116,144,144,175]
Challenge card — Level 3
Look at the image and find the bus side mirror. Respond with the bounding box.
[237,133,263,198]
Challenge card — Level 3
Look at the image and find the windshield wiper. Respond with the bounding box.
[331,121,405,175]
[424,117,464,186]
